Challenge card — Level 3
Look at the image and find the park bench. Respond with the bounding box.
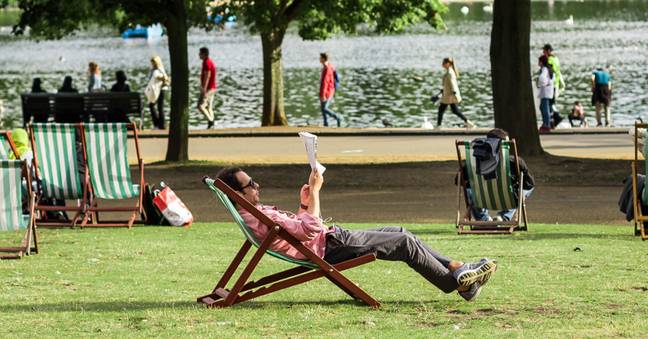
[21,92,143,127]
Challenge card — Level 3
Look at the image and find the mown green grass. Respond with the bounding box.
[1,223,648,338]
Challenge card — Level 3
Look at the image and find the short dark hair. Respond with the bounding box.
[320,52,329,61]
[199,47,209,56]
[486,128,509,140]
[216,167,243,204]
[574,101,581,105]
[543,43,553,52]
[115,70,127,83]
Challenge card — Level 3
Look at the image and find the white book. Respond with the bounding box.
[298,132,326,174]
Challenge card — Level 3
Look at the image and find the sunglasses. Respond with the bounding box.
[239,178,258,191]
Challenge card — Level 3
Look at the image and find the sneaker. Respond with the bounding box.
[493,215,504,222]
[453,259,497,287]
[207,120,215,129]
[465,120,475,129]
[434,124,443,130]
[458,281,482,302]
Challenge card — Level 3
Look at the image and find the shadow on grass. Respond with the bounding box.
[0,301,198,313]
[0,299,437,312]
[509,232,636,241]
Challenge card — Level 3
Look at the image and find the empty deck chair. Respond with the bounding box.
[29,123,89,227]
[81,123,145,227]
[455,139,528,234]
[0,160,38,259]
[631,122,648,240]
[197,177,380,308]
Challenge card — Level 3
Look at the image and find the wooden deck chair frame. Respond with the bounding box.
[80,123,145,228]
[1,131,20,159]
[0,160,39,259]
[631,122,648,240]
[455,139,529,234]
[29,123,90,228]
[197,177,381,309]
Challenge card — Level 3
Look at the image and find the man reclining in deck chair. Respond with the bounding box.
[216,167,498,302]
[459,128,535,222]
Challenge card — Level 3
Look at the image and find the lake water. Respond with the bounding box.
[1,0,647,129]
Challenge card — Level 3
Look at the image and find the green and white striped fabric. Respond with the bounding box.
[0,160,28,232]
[465,141,517,211]
[0,134,9,159]
[84,123,139,199]
[32,123,83,199]
[205,178,317,269]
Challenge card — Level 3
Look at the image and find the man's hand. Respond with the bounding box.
[308,169,324,191]
[300,184,310,206]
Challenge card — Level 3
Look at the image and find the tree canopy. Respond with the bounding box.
[210,0,448,126]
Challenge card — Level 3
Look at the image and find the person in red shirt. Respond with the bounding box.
[319,53,341,127]
[198,47,217,129]
[216,167,499,302]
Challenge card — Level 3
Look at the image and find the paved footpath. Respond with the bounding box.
[127,127,634,164]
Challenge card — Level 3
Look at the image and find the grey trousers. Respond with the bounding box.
[324,226,459,293]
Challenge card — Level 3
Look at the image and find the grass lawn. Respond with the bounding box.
[1,223,648,338]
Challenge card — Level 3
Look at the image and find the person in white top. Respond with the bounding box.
[537,55,554,133]
[145,56,170,129]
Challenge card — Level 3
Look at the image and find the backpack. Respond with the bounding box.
[333,70,340,89]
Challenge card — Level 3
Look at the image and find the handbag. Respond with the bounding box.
[152,184,193,227]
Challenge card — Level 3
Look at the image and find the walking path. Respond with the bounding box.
[129,127,634,164]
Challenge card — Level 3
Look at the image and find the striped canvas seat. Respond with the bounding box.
[0,134,9,159]
[205,178,317,269]
[31,123,84,199]
[464,141,517,211]
[0,159,37,259]
[83,123,139,199]
[0,160,29,231]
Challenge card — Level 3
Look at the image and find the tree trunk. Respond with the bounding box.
[490,0,544,156]
[261,31,289,126]
[164,0,190,161]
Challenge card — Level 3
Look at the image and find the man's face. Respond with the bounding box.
[199,52,206,60]
[319,56,325,65]
[235,171,260,205]
[542,49,550,57]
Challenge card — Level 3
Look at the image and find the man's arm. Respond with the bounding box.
[202,70,211,94]
[307,169,323,218]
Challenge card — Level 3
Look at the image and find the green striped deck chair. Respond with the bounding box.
[0,160,38,259]
[198,177,380,308]
[82,123,145,227]
[631,122,648,240]
[1,131,19,159]
[30,123,88,227]
[455,139,528,234]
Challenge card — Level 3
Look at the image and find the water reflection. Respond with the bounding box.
[1,1,647,128]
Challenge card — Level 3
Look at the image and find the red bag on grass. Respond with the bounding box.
[153,186,193,227]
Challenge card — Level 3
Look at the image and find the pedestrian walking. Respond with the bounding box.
[319,52,341,127]
[436,57,474,129]
[198,47,217,129]
[87,61,103,92]
[591,67,612,127]
[145,56,170,129]
[537,56,555,133]
[542,44,566,116]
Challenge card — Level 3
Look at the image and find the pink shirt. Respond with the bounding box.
[239,205,332,260]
